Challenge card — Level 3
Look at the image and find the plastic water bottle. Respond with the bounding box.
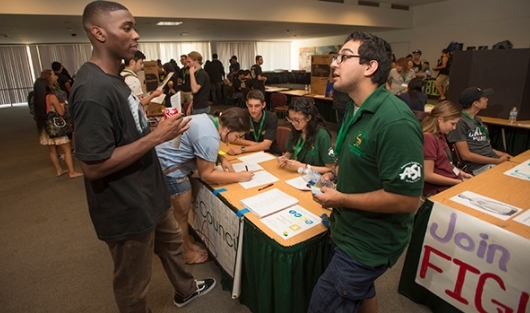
[308,84,312,94]
[304,84,309,94]
[298,165,335,194]
[508,107,518,124]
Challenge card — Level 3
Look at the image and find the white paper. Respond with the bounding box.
[449,190,522,220]
[170,91,181,110]
[285,177,311,191]
[237,152,276,164]
[240,188,298,218]
[157,71,174,90]
[150,93,166,104]
[261,205,321,239]
[238,170,279,189]
[503,159,530,181]
[231,163,263,173]
[513,209,530,227]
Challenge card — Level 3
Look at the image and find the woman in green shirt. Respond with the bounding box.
[278,97,334,173]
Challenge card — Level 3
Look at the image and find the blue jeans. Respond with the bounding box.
[165,176,191,196]
[308,242,388,313]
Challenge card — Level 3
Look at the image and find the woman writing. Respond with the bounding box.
[278,97,334,174]
[34,69,82,178]
[156,107,254,264]
[422,100,472,197]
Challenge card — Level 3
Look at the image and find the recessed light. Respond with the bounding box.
[180,33,189,36]
[157,21,183,26]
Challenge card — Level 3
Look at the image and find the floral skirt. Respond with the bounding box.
[39,130,69,146]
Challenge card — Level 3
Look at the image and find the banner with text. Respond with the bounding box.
[416,202,530,313]
[191,179,240,278]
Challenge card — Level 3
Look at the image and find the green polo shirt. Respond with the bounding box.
[285,127,334,166]
[331,85,424,268]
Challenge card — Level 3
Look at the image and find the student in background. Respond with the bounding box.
[387,57,414,95]
[121,50,162,107]
[227,89,282,156]
[399,78,428,111]
[421,100,472,197]
[186,51,211,115]
[278,97,334,174]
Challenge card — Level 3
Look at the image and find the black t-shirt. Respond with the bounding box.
[250,64,265,92]
[55,71,72,95]
[179,67,191,92]
[70,62,170,242]
[244,111,281,156]
[193,68,211,109]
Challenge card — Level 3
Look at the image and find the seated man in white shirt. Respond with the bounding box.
[120,50,162,107]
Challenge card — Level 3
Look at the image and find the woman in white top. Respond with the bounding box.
[387,57,415,95]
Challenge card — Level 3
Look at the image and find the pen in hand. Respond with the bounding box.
[245,165,249,171]
[258,183,274,191]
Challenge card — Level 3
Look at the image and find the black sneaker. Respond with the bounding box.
[174,278,216,308]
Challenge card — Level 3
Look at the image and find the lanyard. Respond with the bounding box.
[292,135,306,160]
[334,100,363,157]
[121,69,136,77]
[461,111,489,140]
[208,115,220,166]
[434,133,452,163]
[250,111,266,142]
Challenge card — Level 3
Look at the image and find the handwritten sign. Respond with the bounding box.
[416,202,530,313]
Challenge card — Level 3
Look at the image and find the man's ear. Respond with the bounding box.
[91,26,106,43]
[364,60,379,77]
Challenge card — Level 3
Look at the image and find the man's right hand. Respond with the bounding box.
[498,154,511,163]
[153,113,191,144]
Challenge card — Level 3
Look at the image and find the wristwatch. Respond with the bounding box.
[240,146,246,153]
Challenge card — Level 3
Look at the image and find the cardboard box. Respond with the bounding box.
[146,103,165,116]
[310,55,334,95]
[143,61,159,92]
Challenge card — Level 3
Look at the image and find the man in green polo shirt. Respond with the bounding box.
[309,32,424,313]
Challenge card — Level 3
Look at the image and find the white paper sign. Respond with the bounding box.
[261,205,321,239]
[416,202,530,313]
[503,159,530,181]
[450,190,522,221]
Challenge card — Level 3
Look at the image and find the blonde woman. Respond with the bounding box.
[421,100,472,197]
[387,57,415,95]
[33,70,82,178]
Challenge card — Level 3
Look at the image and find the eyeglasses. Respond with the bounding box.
[286,117,307,125]
[332,54,361,64]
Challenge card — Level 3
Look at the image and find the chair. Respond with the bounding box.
[241,87,251,101]
[226,85,237,106]
[276,126,291,153]
[271,93,288,119]
[412,110,429,122]
[449,142,469,173]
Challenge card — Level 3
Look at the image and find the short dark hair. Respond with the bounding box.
[82,1,128,32]
[231,55,238,60]
[51,61,62,72]
[212,53,218,59]
[344,31,392,86]
[124,50,145,66]
[256,55,262,62]
[247,89,265,103]
[180,54,187,59]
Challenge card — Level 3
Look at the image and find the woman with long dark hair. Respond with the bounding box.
[399,77,428,111]
[34,69,82,178]
[278,97,334,174]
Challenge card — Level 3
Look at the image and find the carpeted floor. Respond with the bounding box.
[0,105,430,313]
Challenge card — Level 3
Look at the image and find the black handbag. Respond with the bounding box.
[45,94,72,138]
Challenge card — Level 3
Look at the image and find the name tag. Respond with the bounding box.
[401,83,408,88]
[452,166,460,176]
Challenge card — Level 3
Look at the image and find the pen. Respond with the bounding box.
[258,183,273,191]
[245,165,249,171]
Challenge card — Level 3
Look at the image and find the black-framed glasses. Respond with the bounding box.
[286,117,307,125]
[332,54,361,64]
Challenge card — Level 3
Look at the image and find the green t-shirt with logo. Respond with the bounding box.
[331,85,424,268]
[285,127,334,166]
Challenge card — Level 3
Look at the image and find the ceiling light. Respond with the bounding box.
[157,21,183,26]
[180,33,189,36]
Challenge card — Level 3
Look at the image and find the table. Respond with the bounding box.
[192,145,330,313]
[509,149,530,164]
[480,116,530,155]
[398,156,530,313]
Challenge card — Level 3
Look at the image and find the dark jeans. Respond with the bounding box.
[210,81,223,105]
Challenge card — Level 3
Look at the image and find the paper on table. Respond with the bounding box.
[513,209,530,227]
[237,152,276,164]
[450,190,522,221]
[261,205,321,239]
[285,176,311,191]
[503,159,530,181]
[239,170,278,189]
[240,188,298,218]
[232,163,263,173]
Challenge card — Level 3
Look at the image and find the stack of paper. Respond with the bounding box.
[240,188,298,218]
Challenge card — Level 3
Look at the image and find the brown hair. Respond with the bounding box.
[213,107,250,133]
[246,89,264,103]
[421,100,462,133]
[187,51,203,65]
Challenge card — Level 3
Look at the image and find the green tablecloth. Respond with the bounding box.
[398,201,462,313]
[488,124,530,156]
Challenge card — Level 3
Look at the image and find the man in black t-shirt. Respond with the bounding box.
[205,53,225,106]
[177,54,193,105]
[70,2,215,311]
[186,51,211,115]
[250,55,267,93]
[227,89,281,156]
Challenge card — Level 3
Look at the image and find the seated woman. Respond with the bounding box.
[156,108,254,264]
[399,78,427,111]
[421,100,473,197]
[278,97,334,174]
[387,57,415,95]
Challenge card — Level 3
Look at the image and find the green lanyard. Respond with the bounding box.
[250,111,266,142]
[434,133,452,163]
[292,135,306,160]
[121,69,136,77]
[209,115,220,166]
[334,100,363,157]
[461,111,489,140]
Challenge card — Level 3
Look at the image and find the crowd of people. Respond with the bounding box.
[30,2,513,313]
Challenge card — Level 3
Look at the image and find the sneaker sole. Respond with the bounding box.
[174,279,216,308]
